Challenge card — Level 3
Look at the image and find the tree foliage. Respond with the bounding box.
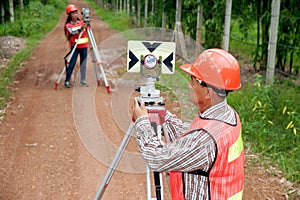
[3,0,300,76]
[0,0,64,24]
[93,0,299,76]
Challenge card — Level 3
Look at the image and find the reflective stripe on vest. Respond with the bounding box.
[228,131,243,163]
[71,26,81,31]
[227,189,243,200]
[75,37,89,44]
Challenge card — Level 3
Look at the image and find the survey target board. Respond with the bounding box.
[127,40,176,74]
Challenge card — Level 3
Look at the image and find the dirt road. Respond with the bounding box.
[0,1,293,199]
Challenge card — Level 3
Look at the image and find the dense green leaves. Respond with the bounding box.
[0,1,64,37]
[4,0,300,76]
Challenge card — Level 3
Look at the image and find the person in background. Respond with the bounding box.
[64,4,89,88]
[132,48,244,200]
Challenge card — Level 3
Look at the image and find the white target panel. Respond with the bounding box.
[127,40,176,74]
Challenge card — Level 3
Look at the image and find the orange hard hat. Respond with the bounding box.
[66,4,77,15]
[180,48,241,90]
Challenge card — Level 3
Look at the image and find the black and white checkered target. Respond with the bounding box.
[127,40,176,74]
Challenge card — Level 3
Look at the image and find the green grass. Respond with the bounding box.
[0,0,67,110]
[228,75,300,183]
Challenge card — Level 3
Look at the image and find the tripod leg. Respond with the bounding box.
[90,46,101,86]
[93,61,100,86]
[146,165,153,200]
[94,122,135,200]
[86,28,110,93]
[55,67,66,90]
[159,172,164,200]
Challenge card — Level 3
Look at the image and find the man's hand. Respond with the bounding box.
[132,98,148,121]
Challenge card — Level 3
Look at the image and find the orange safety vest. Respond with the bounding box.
[65,19,89,49]
[170,112,244,200]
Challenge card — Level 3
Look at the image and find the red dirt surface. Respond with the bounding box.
[0,1,298,199]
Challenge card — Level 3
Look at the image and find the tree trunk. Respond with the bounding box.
[152,0,154,25]
[289,21,300,74]
[266,0,281,85]
[19,0,24,11]
[131,0,136,25]
[9,0,14,23]
[144,0,148,27]
[223,0,232,51]
[162,0,166,28]
[289,52,294,74]
[261,0,270,70]
[137,0,141,27]
[196,1,203,46]
[127,0,130,15]
[253,0,261,71]
[174,0,187,58]
[1,2,4,24]
[175,0,181,23]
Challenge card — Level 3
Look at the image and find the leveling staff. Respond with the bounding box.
[64,4,89,88]
[133,49,244,200]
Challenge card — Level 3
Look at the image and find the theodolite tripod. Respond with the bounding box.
[94,77,170,200]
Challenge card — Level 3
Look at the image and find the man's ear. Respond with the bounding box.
[206,87,214,98]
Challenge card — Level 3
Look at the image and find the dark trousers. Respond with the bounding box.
[65,47,88,82]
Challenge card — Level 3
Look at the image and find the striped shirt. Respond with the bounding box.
[135,100,237,200]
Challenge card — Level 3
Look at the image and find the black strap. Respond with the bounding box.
[153,172,162,200]
[188,169,209,176]
[64,46,74,61]
[64,45,76,68]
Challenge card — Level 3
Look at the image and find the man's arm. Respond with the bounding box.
[165,111,190,142]
[135,116,216,173]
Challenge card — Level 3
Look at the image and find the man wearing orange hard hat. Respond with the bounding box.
[133,48,244,200]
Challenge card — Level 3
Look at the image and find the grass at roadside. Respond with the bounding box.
[228,75,300,183]
[0,1,67,110]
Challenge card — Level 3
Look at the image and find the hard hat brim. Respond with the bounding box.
[180,63,205,82]
[180,63,193,76]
